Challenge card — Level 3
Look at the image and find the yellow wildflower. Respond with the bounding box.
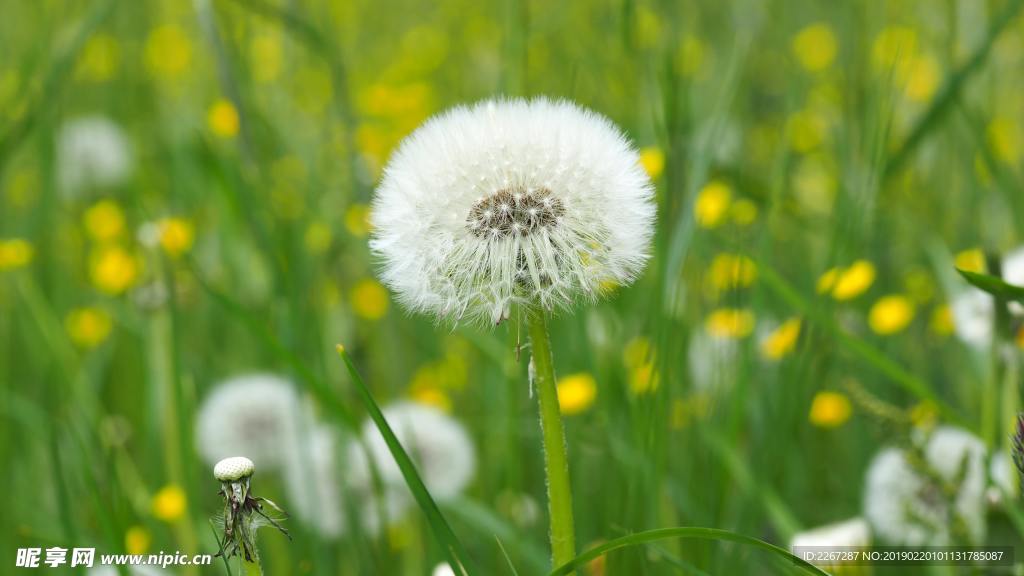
[151,485,186,522]
[158,218,194,258]
[818,260,875,301]
[730,199,758,226]
[556,373,598,415]
[351,278,388,320]
[954,248,985,273]
[791,23,838,72]
[638,146,665,180]
[411,387,452,413]
[344,203,372,237]
[869,295,915,335]
[144,25,192,80]
[304,222,333,254]
[125,526,150,555]
[90,245,140,295]
[695,181,732,228]
[0,238,34,271]
[207,99,239,138]
[65,307,113,348]
[84,199,125,241]
[809,391,851,428]
[988,117,1020,165]
[904,54,940,103]
[929,305,954,336]
[760,318,802,360]
[705,308,756,339]
[708,253,757,292]
[77,34,121,83]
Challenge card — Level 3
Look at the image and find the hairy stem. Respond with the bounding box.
[526,307,577,572]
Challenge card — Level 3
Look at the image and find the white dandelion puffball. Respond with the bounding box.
[989,451,1018,503]
[351,401,476,501]
[57,115,132,196]
[370,97,656,325]
[790,517,870,549]
[282,426,347,539]
[951,289,994,348]
[195,373,311,470]
[432,564,457,576]
[864,426,987,546]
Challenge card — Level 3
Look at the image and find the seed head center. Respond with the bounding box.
[467,187,565,238]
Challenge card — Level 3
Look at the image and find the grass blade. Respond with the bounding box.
[335,345,478,576]
[957,268,1024,305]
[547,527,831,576]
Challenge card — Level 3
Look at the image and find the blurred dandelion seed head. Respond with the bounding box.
[352,401,476,502]
[57,116,131,197]
[195,373,312,470]
[282,426,348,539]
[864,426,987,546]
[370,97,655,325]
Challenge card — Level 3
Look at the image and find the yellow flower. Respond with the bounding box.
[207,99,239,138]
[954,248,986,273]
[249,34,282,84]
[304,222,333,254]
[695,180,732,228]
[987,117,1020,165]
[872,26,917,72]
[628,363,659,395]
[77,34,120,83]
[675,36,705,78]
[84,199,125,242]
[638,146,665,180]
[0,238,34,271]
[557,373,597,415]
[730,199,758,226]
[152,485,186,522]
[929,305,954,336]
[904,54,940,103]
[788,109,828,153]
[705,308,755,339]
[89,245,140,295]
[623,337,658,394]
[791,23,838,72]
[124,525,150,555]
[868,295,915,335]
[809,391,851,428]
[623,337,653,368]
[144,25,192,80]
[817,260,875,301]
[345,203,372,237]
[158,218,194,258]
[65,307,113,348]
[707,253,757,292]
[351,278,388,320]
[760,318,802,360]
[411,387,452,412]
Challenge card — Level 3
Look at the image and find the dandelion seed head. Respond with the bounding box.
[281,425,347,539]
[370,97,656,325]
[350,401,476,502]
[195,373,311,470]
[57,115,132,197]
[214,456,254,482]
[864,426,987,545]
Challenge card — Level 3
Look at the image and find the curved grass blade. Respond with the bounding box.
[335,345,478,576]
[547,527,830,576]
[957,269,1024,306]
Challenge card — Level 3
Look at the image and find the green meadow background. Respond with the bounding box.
[2,0,1024,574]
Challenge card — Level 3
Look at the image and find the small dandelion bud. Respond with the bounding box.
[214,456,254,482]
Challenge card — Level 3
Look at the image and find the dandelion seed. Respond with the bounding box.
[864,426,987,545]
[370,97,655,325]
[194,374,312,470]
[56,116,132,197]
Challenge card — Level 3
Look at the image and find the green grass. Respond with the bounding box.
[2,0,1024,574]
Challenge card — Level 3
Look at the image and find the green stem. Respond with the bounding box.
[526,307,577,572]
[241,556,262,576]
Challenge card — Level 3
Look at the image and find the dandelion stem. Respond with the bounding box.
[526,307,576,572]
